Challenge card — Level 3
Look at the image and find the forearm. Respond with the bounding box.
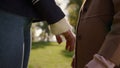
[98,23,120,66]
[32,0,65,24]
[86,23,120,68]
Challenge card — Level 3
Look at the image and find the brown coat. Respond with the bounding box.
[76,0,120,68]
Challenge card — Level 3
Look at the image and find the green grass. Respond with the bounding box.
[28,41,74,68]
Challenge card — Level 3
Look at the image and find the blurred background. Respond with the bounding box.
[28,0,83,68]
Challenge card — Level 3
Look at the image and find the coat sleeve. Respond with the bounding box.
[32,0,65,24]
[97,1,120,66]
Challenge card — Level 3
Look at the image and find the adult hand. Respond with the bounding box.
[71,55,76,68]
[55,30,75,52]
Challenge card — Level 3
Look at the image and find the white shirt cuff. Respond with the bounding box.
[90,54,115,68]
[49,18,72,35]
[86,54,115,68]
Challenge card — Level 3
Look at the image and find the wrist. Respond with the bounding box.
[50,18,72,35]
[86,54,115,68]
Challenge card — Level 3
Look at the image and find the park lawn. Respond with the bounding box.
[28,41,74,68]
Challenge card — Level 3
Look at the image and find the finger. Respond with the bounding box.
[71,56,75,68]
[66,40,71,51]
[56,35,62,44]
[65,41,69,50]
[66,40,73,51]
[62,30,76,51]
[69,41,73,51]
[69,39,75,51]
[66,39,74,51]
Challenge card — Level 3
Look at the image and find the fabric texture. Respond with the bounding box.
[0,10,32,68]
[0,0,65,24]
[32,0,65,24]
[50,18,72,35]
[85,54,115,68]
[75,0,120,68]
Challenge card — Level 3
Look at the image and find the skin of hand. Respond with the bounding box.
[71,55,75,68]
[55,30,76,52]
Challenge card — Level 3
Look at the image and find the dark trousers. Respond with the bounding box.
[0,10,32,68]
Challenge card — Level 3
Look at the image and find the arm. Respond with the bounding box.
[50,18,75,52]
[32,0,75,51]
[32,0,65,24]
[84,14,120,68]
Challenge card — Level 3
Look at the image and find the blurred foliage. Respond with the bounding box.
[31,22,53,42]
[67,0,83,29]
[36,22,51,42]
[68,0,83,6]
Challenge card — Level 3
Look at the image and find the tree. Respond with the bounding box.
[36,21,51,42]
[67,0,83,29]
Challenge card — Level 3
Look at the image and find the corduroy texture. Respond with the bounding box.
[75,0,120,68]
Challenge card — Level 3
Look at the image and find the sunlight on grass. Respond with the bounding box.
[28,42,74,68]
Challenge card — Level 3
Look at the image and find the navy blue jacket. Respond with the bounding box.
[0,0,65,24]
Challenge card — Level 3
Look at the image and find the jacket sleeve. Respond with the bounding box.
[32,0,65,24]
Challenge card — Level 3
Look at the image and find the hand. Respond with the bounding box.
[71,55,76,68]
[55,30,75,52]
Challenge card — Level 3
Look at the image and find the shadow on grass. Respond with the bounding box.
[32,41,74,58]
[61,50,74,58]
[32,41,56,49]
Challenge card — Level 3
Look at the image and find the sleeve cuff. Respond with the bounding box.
[49,18,72,35]
[86,54,115,68]
[94,54,115,68]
